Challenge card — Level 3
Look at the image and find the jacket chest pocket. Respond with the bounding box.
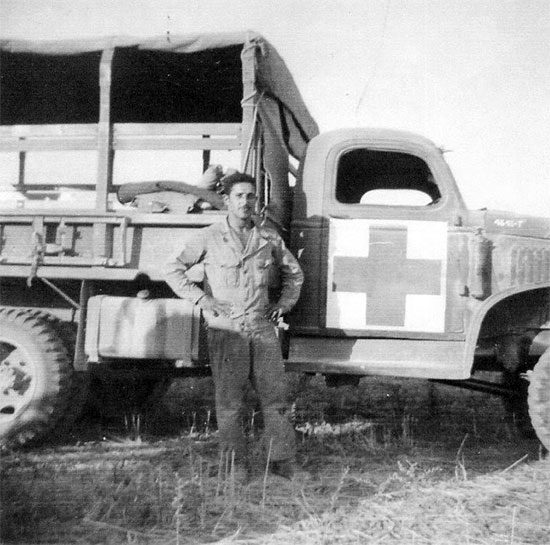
[220,261,241,287]
[255,257,274,287]
[205,256,240,288]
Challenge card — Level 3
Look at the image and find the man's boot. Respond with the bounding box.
[269,459,295,480]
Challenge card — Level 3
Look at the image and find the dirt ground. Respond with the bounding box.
[1,375,548,544]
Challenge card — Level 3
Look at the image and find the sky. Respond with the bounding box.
[1,0,549,216]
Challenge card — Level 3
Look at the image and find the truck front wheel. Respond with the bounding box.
[0,308,73,448]
[527,348,550,452]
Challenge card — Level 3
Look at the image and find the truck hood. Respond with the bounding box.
[483,209,550,239]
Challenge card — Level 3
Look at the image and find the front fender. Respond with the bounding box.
[462,284,550,375]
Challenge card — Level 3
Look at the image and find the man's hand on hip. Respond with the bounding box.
[265,304,285,323]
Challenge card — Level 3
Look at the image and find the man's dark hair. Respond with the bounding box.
[221,171,256,195]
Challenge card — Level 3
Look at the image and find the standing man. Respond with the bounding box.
[165,172,304,479]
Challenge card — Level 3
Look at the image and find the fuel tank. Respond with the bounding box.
[85,295,203,364]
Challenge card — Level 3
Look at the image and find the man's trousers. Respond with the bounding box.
[207,325,295,462]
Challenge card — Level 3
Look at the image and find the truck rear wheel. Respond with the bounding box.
[527,348,550,451]
[0,308,73,448]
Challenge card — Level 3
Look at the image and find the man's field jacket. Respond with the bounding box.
[165,218,304,333]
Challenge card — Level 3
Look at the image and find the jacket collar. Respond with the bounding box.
[220,216,269,256]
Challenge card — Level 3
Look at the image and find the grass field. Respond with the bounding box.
[1,374,548,544]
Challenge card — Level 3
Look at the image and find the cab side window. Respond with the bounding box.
[336,149,441,207]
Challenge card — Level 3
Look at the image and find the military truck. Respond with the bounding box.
[1,32,549,450]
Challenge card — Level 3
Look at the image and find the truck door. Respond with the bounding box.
[324,145,454,334]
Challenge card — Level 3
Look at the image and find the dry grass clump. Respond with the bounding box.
[5,431,539,544]
[240,458,550,545]
[1,436,380,544]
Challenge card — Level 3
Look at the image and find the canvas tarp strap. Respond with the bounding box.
[257,95,295,229]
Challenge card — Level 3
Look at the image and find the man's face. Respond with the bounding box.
[225,182,257,221]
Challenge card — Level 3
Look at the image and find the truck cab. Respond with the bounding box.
[287,128,550,448]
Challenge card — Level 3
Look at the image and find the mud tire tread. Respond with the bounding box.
[527,348,550,451]
[0,307,73,448]
[24,310,90,440]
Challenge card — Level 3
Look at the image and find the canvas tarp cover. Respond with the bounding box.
[0,31,319,161]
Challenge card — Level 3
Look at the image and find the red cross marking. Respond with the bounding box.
[332,226,442,327]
